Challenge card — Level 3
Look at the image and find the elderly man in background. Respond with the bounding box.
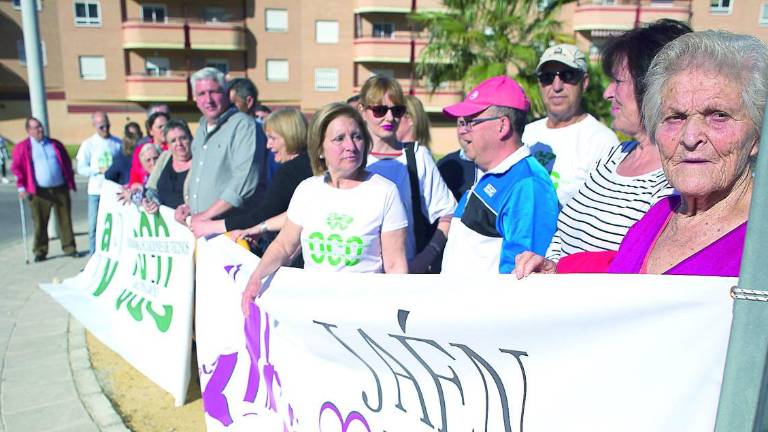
[522,44,618,206]
[76,111,121,255]
[440,76,559,274]
[12,118,77,261]
[177,67,260,232]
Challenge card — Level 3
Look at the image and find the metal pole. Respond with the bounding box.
[20,0,49,134]
[714,102,768,430]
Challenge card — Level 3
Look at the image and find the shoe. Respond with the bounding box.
[1,178,8,184]
[65,251,79,258]
[34,255,46,262]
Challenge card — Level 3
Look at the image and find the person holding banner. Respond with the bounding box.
[514,20,690,277]
[142,119,193,214]
[241,103,408,312]
[190,108,313,263]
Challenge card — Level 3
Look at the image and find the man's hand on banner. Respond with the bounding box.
[175,204,190,225]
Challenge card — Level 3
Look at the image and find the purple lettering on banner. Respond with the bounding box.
[263,311,281,412]
[224,264,243,281]
[319,401,371,432]
[203,352,238,427]
[243,302,262,402]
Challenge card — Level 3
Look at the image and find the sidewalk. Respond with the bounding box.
[0,233,128,432]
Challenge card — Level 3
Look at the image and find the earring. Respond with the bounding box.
[319,154,324,159]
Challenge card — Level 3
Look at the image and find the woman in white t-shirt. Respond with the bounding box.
[241,103,408,314]
[359,76,456,273]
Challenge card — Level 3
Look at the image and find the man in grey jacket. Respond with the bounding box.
[176,67,260,230]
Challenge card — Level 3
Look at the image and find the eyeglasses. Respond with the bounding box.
[536,69,584,86]
[457,116,502,132]
[367,105,407,118]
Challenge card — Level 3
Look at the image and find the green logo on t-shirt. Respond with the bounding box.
[308,213,365,266]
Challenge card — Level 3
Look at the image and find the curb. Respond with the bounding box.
[67,317,130,432]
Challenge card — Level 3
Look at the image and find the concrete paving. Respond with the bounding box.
[0,231,128,431]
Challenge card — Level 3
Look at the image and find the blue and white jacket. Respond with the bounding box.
[441,146,559,274]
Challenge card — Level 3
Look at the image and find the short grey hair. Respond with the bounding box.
[643,31,768,142]
[189,67,226,92]
[139,143,161,159]
[488,105,528,137]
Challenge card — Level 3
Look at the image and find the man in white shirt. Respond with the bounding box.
[76,111,122,255]
[522,44,618,206]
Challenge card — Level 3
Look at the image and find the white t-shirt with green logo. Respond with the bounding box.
[287,172,408,273]
[522,114,618,206]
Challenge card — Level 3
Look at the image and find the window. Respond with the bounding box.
[372,23,394,39]
[315,68,339,91]
[12,0,42,11]
[206,58,229,74]
[145,57,169,76]
[710,0,732,14]
[266,59,288,82]
[79,56,106,80]
[74,1,101,26]
[761,3,768,24]
[141,4,167,23]
[265,9,288,32]
[16,39,47,66]
[316,20,339,44]
[203,7,230,22]
[370,68,394,79]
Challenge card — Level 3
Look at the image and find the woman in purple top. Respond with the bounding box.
[606,31,767,276]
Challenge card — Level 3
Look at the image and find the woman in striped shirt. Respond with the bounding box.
[514,19,691,277]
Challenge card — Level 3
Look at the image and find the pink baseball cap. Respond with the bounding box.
[443,76,530,118]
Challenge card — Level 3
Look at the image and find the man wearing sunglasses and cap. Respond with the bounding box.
[522,44,618,206]
[440,76,558,274]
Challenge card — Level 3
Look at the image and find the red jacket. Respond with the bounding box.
[11,137,76,195]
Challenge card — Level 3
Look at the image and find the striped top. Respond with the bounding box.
[546,141,674,262]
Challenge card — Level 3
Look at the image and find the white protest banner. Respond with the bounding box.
[40,181,195,405]
[195,235,734,431]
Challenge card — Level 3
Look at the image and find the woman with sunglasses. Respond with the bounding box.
[360,76,456,273]
[240,103,408,312]
[515,19,691,277]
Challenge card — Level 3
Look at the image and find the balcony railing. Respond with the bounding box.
[122,18,246,51]
[122,18,186,49]
[187,19,246,51]
[125,73,189,102]
[355,0,445,12]
[354,34,429,63]
[574,0,691,32]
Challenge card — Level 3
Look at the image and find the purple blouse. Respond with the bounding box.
[608,196,746,277]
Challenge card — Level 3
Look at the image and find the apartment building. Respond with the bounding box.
[0,0,464,154]
[561,0,768,58]
[1,0,767,155]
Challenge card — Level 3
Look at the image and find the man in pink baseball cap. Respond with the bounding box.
[440,76,559,274]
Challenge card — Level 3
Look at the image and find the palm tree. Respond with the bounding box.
[411,0,572,118]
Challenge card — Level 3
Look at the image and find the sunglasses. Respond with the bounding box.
[367,105,407,118]
[537,69,584,86]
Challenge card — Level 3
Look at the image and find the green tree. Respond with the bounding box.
[411,0,573,118]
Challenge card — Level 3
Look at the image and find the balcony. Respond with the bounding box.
[574,0,691,33]
[125,73,189,102]
[122,19,185,49]
[188,20,245,51]
[355,0,445,13]
[354,33,428,63]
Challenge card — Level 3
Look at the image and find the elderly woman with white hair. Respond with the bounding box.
[605,30,767,276]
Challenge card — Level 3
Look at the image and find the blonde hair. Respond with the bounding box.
[403,95,432,149]
[307,103,372,176]
[264,108,308,155]
[359,75,405,108]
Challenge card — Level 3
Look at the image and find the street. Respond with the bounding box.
[0,177,88,248]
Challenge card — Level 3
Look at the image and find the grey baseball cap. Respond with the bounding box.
[537,44,587,73]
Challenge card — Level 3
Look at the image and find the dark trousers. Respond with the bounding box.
[28,185,76,258]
